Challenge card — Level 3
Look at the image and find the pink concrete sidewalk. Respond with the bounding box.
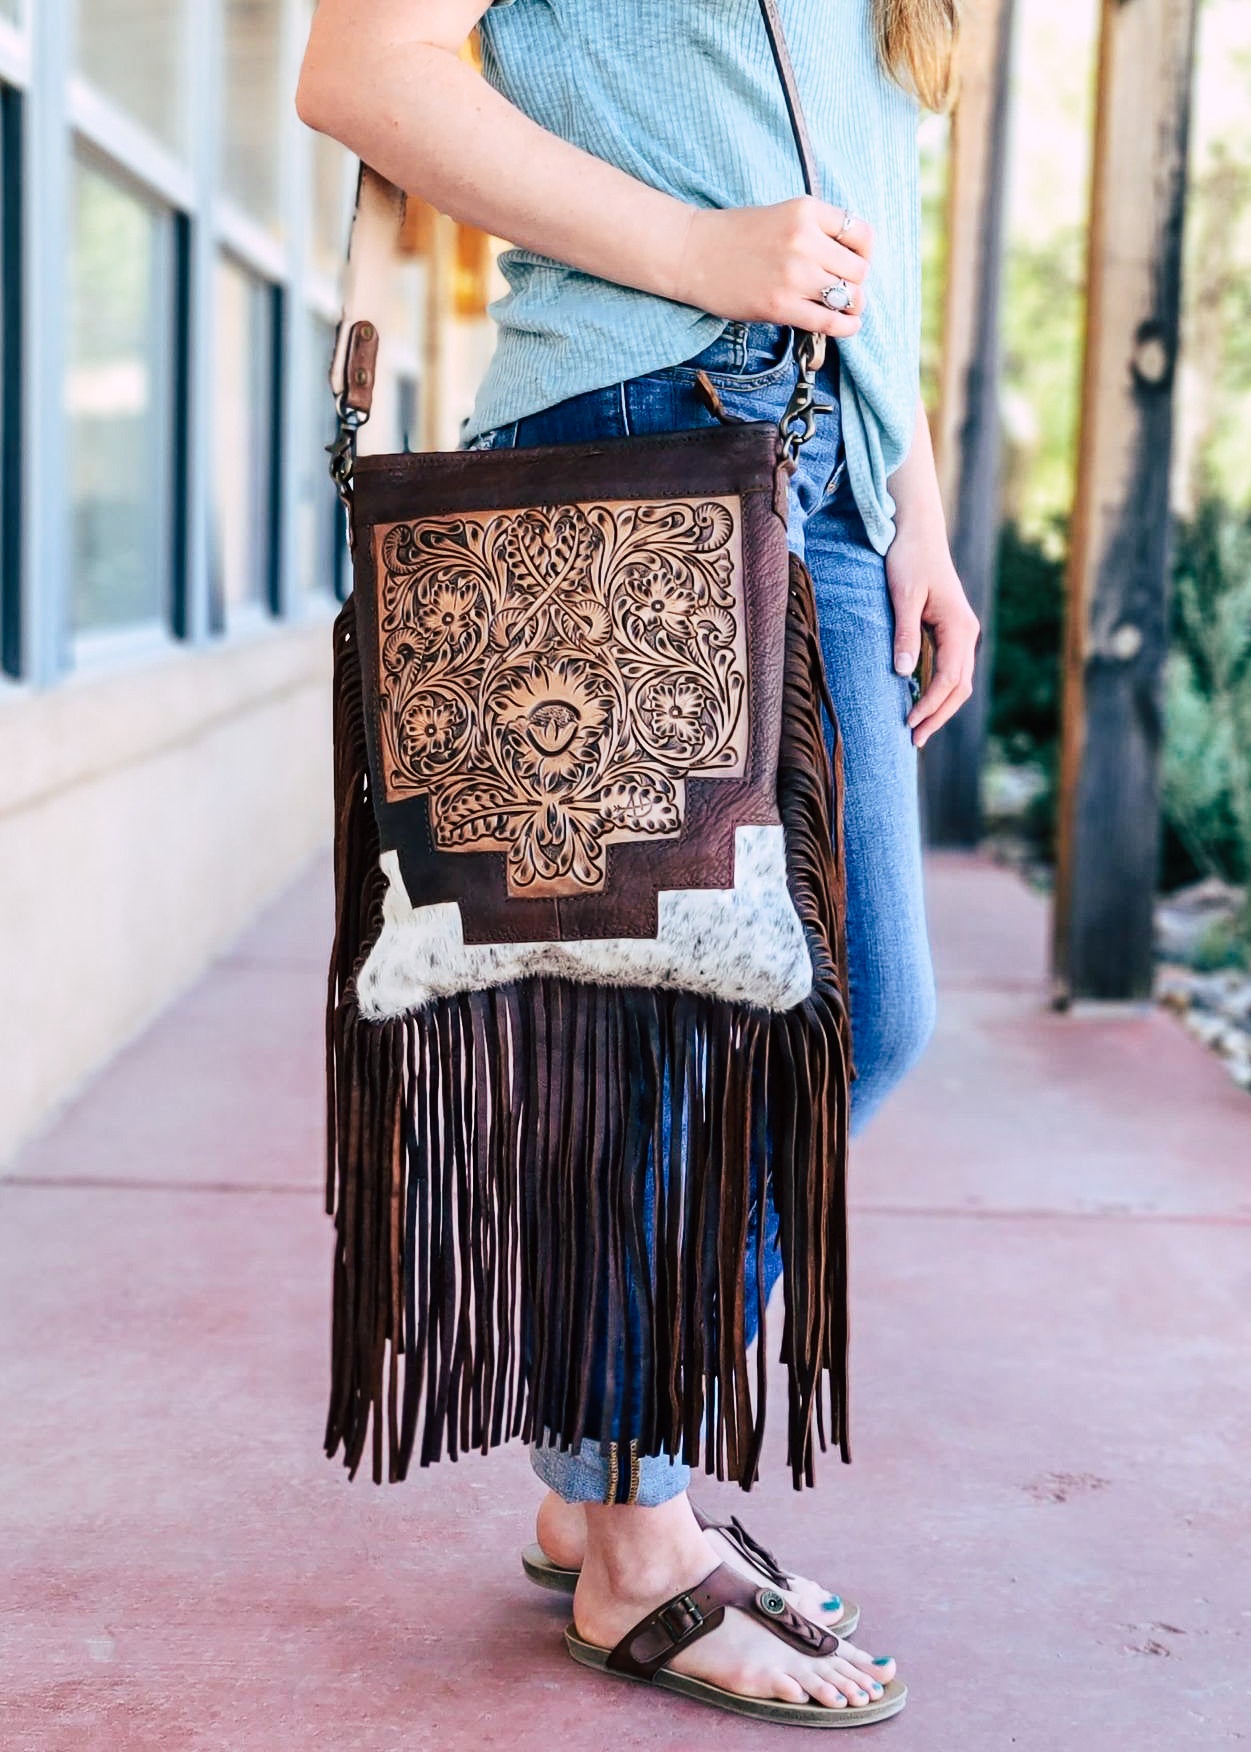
[2,853,1248,1751]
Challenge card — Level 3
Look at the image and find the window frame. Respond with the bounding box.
[1,80,23,678]
[208,250,282,630]
[66,140,179,657]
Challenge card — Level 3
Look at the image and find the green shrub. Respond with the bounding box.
[984,501,1251,940]
[986,519,1066,852]
[1163,501,1251,910]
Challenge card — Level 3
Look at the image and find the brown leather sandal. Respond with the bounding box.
[522,1505,861,1637]
[564,1562,906,1726]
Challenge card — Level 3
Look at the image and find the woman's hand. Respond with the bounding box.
[676,197,873,337]
[887,397,981,748]
[886,534,981,748]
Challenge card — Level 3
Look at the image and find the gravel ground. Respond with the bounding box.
[1155,880,1251,1092]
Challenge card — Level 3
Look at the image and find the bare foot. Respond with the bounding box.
[536,1490,854,1629]
[570,1494,897,1712]
[535,1491,587,1570]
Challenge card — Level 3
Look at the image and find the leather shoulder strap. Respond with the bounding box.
[330,0,821,406]
[758,0,821,199]
[328,165,405,415]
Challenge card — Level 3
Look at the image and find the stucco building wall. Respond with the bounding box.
[0,618,334,1162]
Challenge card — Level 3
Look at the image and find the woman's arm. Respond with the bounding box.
[885,397,981,747]
[296,0,872,336]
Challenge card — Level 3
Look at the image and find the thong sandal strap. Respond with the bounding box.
[605,1563,840,1682]
[692,1504,792,1589]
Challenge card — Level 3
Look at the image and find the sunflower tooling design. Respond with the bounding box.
[372,496,750,897]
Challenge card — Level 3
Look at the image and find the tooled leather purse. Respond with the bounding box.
[323,0,853,1495]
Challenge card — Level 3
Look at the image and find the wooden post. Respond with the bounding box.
[1052,0,1199,1004]
[453,224,493,319]
[922,0,1016,847]
[421,210,453,452]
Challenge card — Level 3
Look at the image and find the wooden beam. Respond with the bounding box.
[1052,0,1199,1004]
[453,223,492,319]
[420,210,453,452]
[399,194,437,258]
[922,0,1016,847]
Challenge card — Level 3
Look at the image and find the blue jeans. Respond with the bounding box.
[464,323,936,1506]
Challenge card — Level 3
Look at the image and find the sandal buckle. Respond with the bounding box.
[658,1594,705,1640]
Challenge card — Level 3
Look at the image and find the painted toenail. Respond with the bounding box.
[870,1683,884,1695]
[872,1656,893,1667]
[822,1596,842,1611]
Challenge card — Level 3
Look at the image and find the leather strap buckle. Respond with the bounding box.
[657,1594,705,1641]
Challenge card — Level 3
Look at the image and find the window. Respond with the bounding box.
[72,0,191,156]
[67,157,173,641]
[221,0,284,229]
[298,315,348,600]
[4,0,435,680]
[212,256,277,622]
[397,376,420,455]
[1,84,20,676]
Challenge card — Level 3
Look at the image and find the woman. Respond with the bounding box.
[299,0,976,1725]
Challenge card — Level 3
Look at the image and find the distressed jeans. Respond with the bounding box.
[464,323,936,1507]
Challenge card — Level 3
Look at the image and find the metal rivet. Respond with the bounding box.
[758,1589,787,1617]
[358,322,375,341]
[352,367,370,386]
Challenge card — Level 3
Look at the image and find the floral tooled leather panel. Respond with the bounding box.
[371,497,749,900]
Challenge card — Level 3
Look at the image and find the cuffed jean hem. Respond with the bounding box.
[530,1438,693,1507]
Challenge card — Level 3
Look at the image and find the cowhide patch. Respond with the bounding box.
[356,824,813,1017]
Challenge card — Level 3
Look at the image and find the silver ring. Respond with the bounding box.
[820,279,854,313]
[834,206,855,241]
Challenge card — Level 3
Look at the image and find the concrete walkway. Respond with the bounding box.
[2,853,1248,1751]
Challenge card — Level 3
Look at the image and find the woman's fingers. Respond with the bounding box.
[769,282,862,337]
[890,582,924,678]
[813,199,874,263]
[905,604,980,744]
[908,665,971,747]
[906,610,980,746]
[820,240,871,286]
[808,282,863,318]
[685,200,874,329]
[796,269,867,335]
[723,200,873,334]
[790,298,862,338]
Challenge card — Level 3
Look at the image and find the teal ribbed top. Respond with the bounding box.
[464,0,921,554]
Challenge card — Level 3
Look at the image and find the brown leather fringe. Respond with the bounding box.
[324,560,852,1491]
